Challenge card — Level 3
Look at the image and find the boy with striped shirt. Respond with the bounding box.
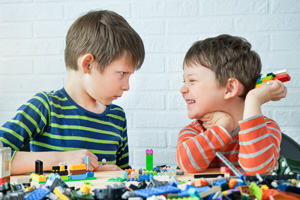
[0,10,144,175]
[176,34,287,175]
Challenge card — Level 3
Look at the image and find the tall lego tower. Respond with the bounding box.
[146,149,153,171]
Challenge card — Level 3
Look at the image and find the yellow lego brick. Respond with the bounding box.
[25,186,34,192]
[31,173,47,182]
[255,84,261,88]
[54,187,70,200]
[80,185,91,195]
[70,164,87,171]
[60,165,65,171]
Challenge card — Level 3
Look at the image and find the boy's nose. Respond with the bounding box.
[122,80,130,91]
[180,85,188,94]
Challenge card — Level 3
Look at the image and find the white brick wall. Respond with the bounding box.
[0,0,299,169]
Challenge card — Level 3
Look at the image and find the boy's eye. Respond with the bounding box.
[189,80,195,82]
[120,72,125,76]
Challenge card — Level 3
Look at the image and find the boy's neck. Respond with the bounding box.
[64,71,107,114]
[225,98,245,130]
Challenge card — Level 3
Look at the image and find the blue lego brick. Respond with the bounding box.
[25,188,50,200]
[178,185,211,197]
[138,174,152,182]
[86,171,94,177]
[69,173,86,180]
[134,185,180,198]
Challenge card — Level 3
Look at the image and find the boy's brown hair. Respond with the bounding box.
[184,34,261,98]
[65,10,145,71]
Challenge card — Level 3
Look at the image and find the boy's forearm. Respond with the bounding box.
[11,151,60,175]
[176,125,232,173]
[243,93,263,120]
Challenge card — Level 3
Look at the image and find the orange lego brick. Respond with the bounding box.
[193,178,208,187]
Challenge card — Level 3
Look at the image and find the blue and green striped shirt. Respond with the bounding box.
[0,88,129,169]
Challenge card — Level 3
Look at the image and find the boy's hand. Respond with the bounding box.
[247,79,287,105]
[243,80,287,119]
[200,111,234,133]
[61,150,99,171]
[95,165,123,171]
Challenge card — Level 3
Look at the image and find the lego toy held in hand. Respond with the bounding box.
[256,69,291,88]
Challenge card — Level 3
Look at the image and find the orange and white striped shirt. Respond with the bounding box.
[176,114,281,175]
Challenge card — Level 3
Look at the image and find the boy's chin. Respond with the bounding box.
[187,112,199,120]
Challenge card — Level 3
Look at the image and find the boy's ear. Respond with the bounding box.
[80,54,95,74]
[224,78,242,99]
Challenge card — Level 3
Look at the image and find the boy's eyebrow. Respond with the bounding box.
[185,73,196,77]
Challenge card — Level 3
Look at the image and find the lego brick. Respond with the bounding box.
[70,169,86,175]
[146,149,153,171]
[70,164,87,171]
[69,174,86,180]
[261,75,274,81]
[35,160,43,175]
[25,188,50,200]
[53,186,69,200]
[178,185,210,197]
[134,185,180,198]
[273,73,291,82]
[70,189,94,200]
[31,173,47,183]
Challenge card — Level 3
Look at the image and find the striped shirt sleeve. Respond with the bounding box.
[0,92,50,157]
[116,118,130,170]
[238,114,281,174]
[176,120,232,173]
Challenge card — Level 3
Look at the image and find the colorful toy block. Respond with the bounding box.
[70,164,87,171]
[177,185,210,198]
[256,69,291,88]
[53,186,69,200]
[146,149,153,171]
[25,188,50,200]
[31,173,47,183]
[134,185,181,198]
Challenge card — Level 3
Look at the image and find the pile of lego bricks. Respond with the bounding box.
[1,170,300,200]
[123,167,177,182]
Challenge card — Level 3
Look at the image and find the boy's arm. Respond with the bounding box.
[0,92,50,157]
[12,150,99,175]
[238,116,281,174]
[243,79,287,119]
[176,115,233,173]
[240,80,287,174]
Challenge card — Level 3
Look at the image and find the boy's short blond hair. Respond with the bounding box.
[184,34,261,98]
[65,10,145,71]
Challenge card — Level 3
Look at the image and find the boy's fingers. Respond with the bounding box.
[87,151,98,161]
[88,157,99,171]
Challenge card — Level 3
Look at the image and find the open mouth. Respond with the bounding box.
[186,99,195,104]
